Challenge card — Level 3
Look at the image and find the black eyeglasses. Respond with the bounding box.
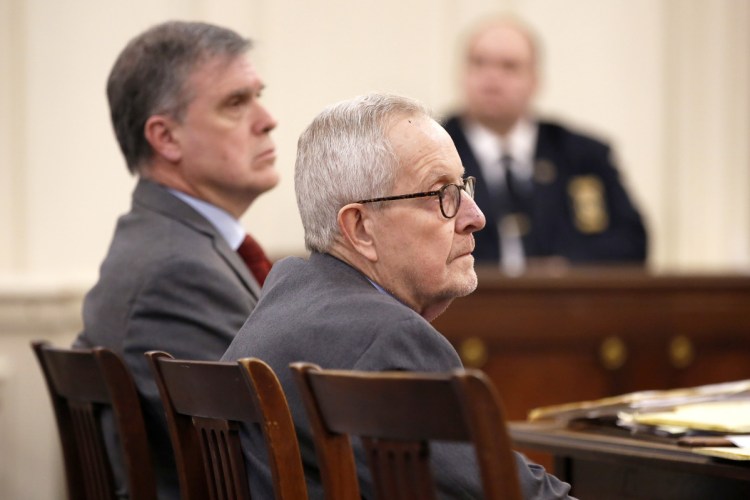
[356,176,476,219]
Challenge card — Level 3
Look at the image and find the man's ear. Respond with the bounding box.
[144,115,182,163]
[337,203,378,262]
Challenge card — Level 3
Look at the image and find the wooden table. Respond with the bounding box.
[510,421,750,499]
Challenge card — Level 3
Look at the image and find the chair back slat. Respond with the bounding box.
[146,351,307,500]
[363,438,435,500]
[193,417,250,500]
[290,362,523,500]
[198,425,220,499]
[32,341,157,500]
[70,402,116,500]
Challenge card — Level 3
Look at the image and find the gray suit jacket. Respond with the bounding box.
[222,252,573,499]
[76,178,260,499]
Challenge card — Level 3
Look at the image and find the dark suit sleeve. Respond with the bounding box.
[352,317,575,499]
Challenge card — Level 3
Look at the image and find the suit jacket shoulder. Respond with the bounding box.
[79,179,258,356]
[225,252,461,372]
[536,120,612,173]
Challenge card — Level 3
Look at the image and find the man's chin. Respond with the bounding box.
[450,268,479,298]
[251,170,280,194]
[462,273,479,296]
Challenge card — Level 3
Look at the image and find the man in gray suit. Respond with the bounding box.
[223,93,573,498]
[74,21,277,498]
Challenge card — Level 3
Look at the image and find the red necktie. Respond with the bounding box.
[237,234,272,285]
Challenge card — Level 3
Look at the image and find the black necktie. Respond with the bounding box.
[501,153,523,211]
[499,153,532,248]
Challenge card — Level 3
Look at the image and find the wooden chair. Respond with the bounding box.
[145,351,307,500]
[32,340,157,500]
[290,363,523,500]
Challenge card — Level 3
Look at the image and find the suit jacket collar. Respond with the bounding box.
[132,178,262,298]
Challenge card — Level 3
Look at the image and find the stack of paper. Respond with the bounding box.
[527,381,750,462]
[630,400,750,433]
[528,379,750,423]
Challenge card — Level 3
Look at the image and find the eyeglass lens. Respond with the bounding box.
[440,179,475,218]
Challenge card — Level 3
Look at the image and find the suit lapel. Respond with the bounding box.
[132,179,261,299]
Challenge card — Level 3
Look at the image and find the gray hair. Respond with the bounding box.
[295,93,431,253]
[107,21,252,174]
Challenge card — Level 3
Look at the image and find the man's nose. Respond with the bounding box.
[455,194,486,234]
[254,103,277,134]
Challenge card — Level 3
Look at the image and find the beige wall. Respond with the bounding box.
[663,0,750,268]
[0,281,83,499]
[1,0,748,281]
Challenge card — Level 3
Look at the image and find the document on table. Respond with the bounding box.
[692,447,750,461]
[630,400,750,433]
[528,379,750,423]
[691,435,750,461]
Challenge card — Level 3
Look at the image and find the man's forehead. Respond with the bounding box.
[469,23,535,61]
[388,114,443,143]
[192,53,259,81]
[389,117,464,186]
[185,54,262,99]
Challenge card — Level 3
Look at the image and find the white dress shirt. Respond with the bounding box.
[462,116,538,192]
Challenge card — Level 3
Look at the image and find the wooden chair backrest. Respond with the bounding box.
[32,340,157,500]
[290,362,522,500]
[146,351,307,500]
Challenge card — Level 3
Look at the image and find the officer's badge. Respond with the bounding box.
[568,176,608,233]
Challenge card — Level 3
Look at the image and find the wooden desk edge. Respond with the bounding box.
[509,421,750,482]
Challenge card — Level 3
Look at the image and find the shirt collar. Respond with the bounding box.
[367,277,390,296]
[167,189,245,250]
[365,276,409,307]
[504,116,537,164]
[463,116,538,184]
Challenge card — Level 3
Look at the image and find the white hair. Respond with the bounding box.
[295,93,432,253]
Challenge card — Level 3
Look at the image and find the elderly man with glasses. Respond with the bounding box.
[222,93,573,499]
